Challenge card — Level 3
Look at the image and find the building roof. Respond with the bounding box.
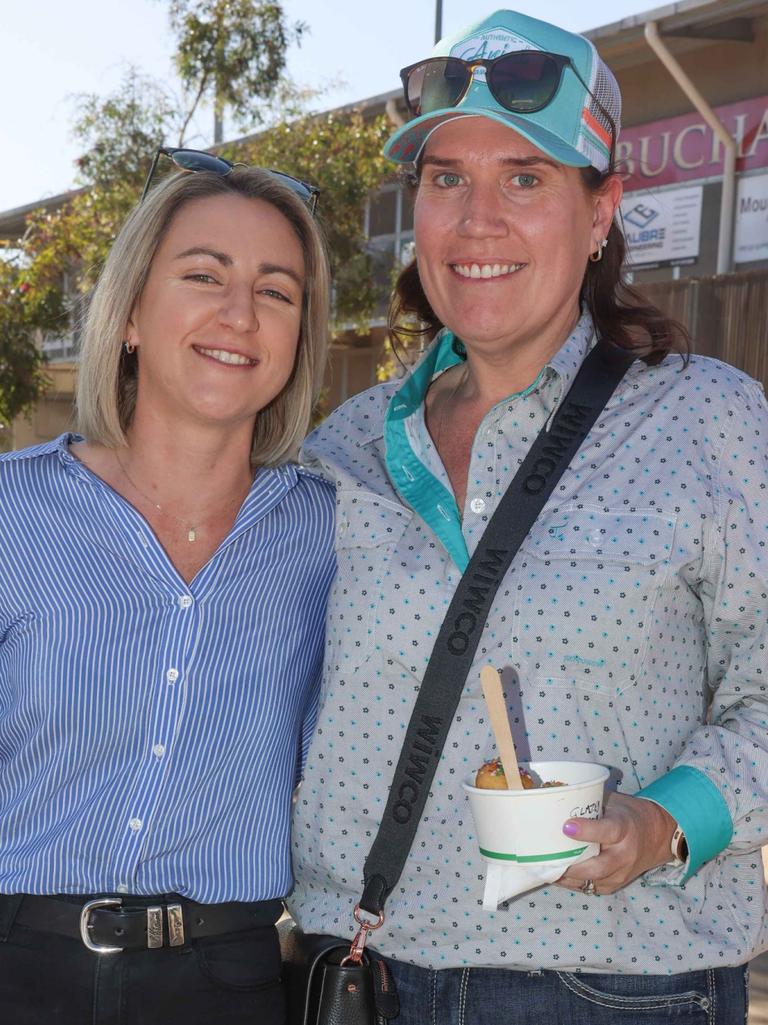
[0,188,84,244]
[586,0,764,69]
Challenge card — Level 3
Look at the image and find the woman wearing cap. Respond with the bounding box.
[289,9,767,1024]
[0,158,333,1024]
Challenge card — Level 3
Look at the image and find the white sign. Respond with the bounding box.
[734,172,768,264]
[620,185,703,268]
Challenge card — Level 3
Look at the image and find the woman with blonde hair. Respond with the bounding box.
[0,153,334,1025]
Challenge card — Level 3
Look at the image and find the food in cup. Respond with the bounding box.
[475,758,565,790]
[464,760,610,906]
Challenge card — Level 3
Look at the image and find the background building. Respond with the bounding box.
[1,0,767,448]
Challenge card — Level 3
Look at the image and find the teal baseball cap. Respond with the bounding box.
[384,9,620,173]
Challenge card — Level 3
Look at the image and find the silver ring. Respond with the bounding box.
[581,879,598,896]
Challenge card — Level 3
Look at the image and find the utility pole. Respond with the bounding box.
[435,0,443,44]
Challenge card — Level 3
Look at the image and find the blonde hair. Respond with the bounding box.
[77,166,330,466]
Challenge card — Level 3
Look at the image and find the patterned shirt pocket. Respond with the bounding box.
[513,508,677,692]
[326,490,412,672]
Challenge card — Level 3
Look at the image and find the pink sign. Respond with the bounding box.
[619,94,768,192]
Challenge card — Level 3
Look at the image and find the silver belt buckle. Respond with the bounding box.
[147,906,163,949]
[79,897,123,954]
[167,903,185,947]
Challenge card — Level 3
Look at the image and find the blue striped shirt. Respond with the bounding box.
[0,434,335,903]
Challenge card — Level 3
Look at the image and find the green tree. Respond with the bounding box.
[0,3,393,427]
[0,256,50,427]
[0,68,177,426]
[19,77,174,329]
[169,0,305,142]
[236,109,392,328]
[72,70,176,192]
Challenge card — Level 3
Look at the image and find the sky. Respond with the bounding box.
[0,0,658,213]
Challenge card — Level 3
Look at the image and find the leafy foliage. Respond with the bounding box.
[236,110,392,329]
[0,1,393,426]
[72,71,176,192]
[0,69,180,427]
[169,0,305,140]
[0,256,50,426]
[24,69,176,301]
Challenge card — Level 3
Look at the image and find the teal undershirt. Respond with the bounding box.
[384,331,542,572]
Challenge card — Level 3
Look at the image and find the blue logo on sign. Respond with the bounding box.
[624,203,659,229]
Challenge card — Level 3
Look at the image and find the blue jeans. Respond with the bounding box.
[383,958,748,1025]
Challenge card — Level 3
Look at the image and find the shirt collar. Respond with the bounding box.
[546,312,596,404]
[387,311,597,427]
[55,431,298,534]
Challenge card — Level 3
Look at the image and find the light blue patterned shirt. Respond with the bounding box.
[0,434,335,903]
[290,314,768,973]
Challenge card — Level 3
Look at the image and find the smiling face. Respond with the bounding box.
[414,117,622,367]
[125,191,305,434]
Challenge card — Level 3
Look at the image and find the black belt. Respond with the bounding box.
[5,893,283,953]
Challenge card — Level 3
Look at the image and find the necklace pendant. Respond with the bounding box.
[187,528,197,543]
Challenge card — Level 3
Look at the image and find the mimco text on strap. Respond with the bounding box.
[359,337,636,917]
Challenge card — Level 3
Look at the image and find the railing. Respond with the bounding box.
[642,270,768,390]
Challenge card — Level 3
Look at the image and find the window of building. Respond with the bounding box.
[364,183,414,321]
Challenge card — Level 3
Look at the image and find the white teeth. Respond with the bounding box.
[198,346,255,366]
[452,262,523,279]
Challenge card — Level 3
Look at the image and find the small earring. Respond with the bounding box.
[123,341,136,354]
[589,239,608,263]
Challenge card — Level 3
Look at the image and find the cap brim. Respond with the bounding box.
[384,107,591,169]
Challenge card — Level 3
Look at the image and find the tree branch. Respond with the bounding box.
[178,74,210,146]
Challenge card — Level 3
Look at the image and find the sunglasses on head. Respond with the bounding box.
[400,51,615,154]
[140,146,320,214]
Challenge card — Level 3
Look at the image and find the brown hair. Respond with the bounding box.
[389,165,689,364]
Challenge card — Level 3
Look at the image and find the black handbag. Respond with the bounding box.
[282,338,635,1025]
[280,924,399,1025]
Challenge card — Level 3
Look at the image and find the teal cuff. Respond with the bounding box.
[635,765,733,880]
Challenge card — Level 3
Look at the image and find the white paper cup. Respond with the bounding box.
[463,760,609,868]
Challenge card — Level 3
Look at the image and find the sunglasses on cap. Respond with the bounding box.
[400,51,615,149]
[140,146,320,214]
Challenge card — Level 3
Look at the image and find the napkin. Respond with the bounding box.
[482,859,568,909]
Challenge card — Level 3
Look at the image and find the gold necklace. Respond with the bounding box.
[433,363,469,453]
[115,451,199,543]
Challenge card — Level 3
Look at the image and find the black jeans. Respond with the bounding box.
[0,895,285,1025]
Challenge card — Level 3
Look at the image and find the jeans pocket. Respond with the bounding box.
[192,926,282,993]
[555,969,712,1019]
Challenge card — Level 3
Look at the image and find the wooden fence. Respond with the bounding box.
[643,269,768,390]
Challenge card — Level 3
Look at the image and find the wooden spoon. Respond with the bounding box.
[480,665,523,790]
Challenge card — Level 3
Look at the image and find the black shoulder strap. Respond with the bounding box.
[359,338,635,915]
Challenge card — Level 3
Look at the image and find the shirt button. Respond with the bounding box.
[117,883,129,894]
[178,595,193,609]
[470,497,486,514]
[128,818,142,832]
[166,668,179,683]
[152,744,166,758]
